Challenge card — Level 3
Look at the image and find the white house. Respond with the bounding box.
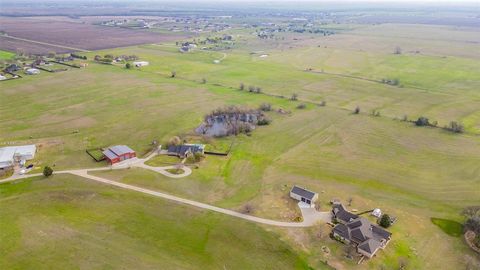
[133,61,149,67]
[25,68,40,75]
[0,145,37,169]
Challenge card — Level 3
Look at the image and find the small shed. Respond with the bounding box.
[372,208,382,218]
[25,68,40,75]
[133,61,149,67]
[290,185,318,206]
[103,145,136,165]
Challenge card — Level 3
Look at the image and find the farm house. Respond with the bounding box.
[102,145,136,165]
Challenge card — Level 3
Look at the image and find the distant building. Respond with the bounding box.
[102,145,136,165]
[133,61,149,67]
[290,185,318,206]
[25,68,40,75]
[167,144,205,158]
[0,145,36,169]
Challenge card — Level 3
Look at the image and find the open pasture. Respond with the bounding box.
[1,12,479,270]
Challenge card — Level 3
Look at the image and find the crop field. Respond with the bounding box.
[0,17,187,53]
[1,8,480,270]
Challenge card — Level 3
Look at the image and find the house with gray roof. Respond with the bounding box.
[331,205,392,259]
[167,144,205,158]
[290,185,318,206]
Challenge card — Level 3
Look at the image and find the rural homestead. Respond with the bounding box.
[0,1,479,270]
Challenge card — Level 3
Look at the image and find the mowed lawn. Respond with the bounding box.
[0,175,315,270]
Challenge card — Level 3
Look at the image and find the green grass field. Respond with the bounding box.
[0,175,315,270]
[0,49,15,60]
[1,21,479,269]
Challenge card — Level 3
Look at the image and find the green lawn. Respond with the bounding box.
[431,218,464,237]
[0,175,317,270]
[0,50,15,60]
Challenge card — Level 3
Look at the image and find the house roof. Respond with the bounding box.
[290,185,317,200]
[109,145,135,156]
[168,144,204,156]
[103,145,135,160]
[332,204,359,223]
[358,239,382,255]
[0,145,36,166]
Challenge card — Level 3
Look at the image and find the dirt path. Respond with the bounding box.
[1,34,90,52]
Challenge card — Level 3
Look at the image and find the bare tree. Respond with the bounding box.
[394,46,402,55]
[353,106,360,114]
[291,93,298,101]
[239,82,245,90]
[171,70,177,78]
[347,197,353,206]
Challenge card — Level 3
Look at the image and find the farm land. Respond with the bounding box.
[1,4,480,270]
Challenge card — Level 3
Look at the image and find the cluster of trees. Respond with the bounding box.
[414,116,465,133]
[70,53,87,60]
[463,206,480,248]
[238,83,262,93]
[381,78,400,86]
[94,55,113,64]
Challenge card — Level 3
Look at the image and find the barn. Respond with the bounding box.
[102,145,136,165]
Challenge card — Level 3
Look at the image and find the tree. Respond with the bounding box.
[43,166,53,177]
[353,106,360,114]
[125,63,131,69]
[379,214,392,228]
[169,136,181,146]
[319,101,326,107]
[201,78,207,84]
[296,103,306,109]
[248,85,255,92]
[394,46,402,55]
[171,70,176,78]
[465,216,480,234]
[415,116,430,126]
[255,87,262,93]
[462,206,480,218]
[347,197,353,206]
[291,93,298,101]
[239,82,245,90]
[259,103,271,111]
[448,121,464,133]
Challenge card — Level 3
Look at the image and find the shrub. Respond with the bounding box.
[248,85,255,92]
[353,106,360,114]
[447,121,464,133]
[201,78,207,84]
[259,103,272,111]
[255,87,262,93]
[43,166,53,177]
[415,116,430,126]
[125,63,131,69]
[239,82,245,90]
[296,103,306,109]
[291,93,298,101]
[379,214,392,228]
[171,70,176,78]
[257,118,271,125]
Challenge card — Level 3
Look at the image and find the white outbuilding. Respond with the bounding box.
[25,68,40,75]
[0,145,37,169]
[133,61,149,67]
[372,208,382,218]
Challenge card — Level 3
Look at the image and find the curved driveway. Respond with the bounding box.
[1,153,331,227]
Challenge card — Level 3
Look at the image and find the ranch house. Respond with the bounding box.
[289,185,318,206]
[102,145,136,165]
